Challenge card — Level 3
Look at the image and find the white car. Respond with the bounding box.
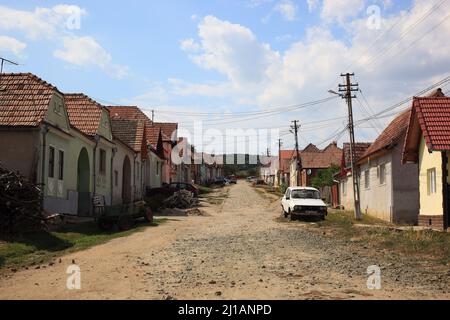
[281,187,328,221]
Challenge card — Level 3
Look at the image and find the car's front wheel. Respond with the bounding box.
[282,206,288,218]
[289,209,295,221]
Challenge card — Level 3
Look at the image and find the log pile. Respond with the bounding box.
[0,164,45,235]
[162,190,199,209]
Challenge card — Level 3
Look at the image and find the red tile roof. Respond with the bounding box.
[153,122,178,141]
[302,143,320,152]
[0,73,58,127]
[279,150,296,172]
[411,97,450,151]
[299,148,343,169]
[359,110,411,161]
[108,106,158,145]
[111,119,145,152]
[343,142,372,168]
[65,93,104,136]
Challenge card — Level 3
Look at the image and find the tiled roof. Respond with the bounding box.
[279,150,296,172]
[146,126,162,149]
[111,119,145,152]
[299,152,339,169]
[0,73,58,127]
[360,110,411,160]
[302,143,320,152]
[343,142,372,167]
[65,94,103,136]
[412,97,450,151]
[153,122,178,141]
[280,150,296,160]
[108,106,157,145]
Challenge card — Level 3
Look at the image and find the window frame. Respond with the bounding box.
[58,149,64,181]
[99,149,107,175]
[379,163,386,186]
[364,169,370,190]
[48,146,55,178]
[427,168,437,195]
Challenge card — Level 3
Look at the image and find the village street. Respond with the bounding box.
[0,181,448,300]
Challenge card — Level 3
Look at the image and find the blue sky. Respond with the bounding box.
[1,0,449,153]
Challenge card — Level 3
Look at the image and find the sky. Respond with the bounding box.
[1,0,450,155]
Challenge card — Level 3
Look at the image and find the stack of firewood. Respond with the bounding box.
[162,190,199,209]
[0,164,45,235]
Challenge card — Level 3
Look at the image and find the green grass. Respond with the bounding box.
[314,210,450,264]
[0,218,168,270]
[198,185,214,195]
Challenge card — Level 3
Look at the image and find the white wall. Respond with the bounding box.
[359,153,393,222]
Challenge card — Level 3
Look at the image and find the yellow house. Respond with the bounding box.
[403,91,450,231]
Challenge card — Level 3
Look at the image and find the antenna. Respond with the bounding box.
[0,57,19,74]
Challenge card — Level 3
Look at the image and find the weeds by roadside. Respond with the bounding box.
[0,218,168,271]
[312,210,450,265]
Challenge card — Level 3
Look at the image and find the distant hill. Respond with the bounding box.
[217,154,263,177]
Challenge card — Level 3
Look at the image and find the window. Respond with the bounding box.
[427,168,437,195]
[54,102,62,115]
[58,150,64,180]
[341,180,347,196]
[99,149,106,175]
[291,189,321,200]
[48,146,55,178]
[379,164,386,185]
[114,170,118,187]
[156,162,160,175]
[364,170,370,189]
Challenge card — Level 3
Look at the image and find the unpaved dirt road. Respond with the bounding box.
[0,182,449,300]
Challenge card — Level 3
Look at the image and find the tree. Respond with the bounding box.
[311,165,340,189]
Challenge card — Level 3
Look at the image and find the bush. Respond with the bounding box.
[279,183,288,195]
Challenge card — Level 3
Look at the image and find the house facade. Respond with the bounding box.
[357,110,419,223]
[108,106,165,192]
[64,93,116,216]
[154,122,179,184]
[403,91,450,230]
[335,143,371,211]
[289,143,342,187]
[0,73,118,217]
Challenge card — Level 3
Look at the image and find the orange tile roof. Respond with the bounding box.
[0,73,58,127]
[108,106,158,145]
[65,93,103,137]
[111,119,145,152]
[153,122,178,141]
[412,97,450,151]
[360,110,411,161]
[302,143,320,152]
[343,142,372,167]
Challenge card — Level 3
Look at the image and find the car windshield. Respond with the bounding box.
[291,189,320,200]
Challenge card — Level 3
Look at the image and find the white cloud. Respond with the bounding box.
[54,36,129,79]
[247,0,273,8]
[274,0,298,21]
[191,15,279,86]
[180,38,200,52]
[306,0,320,12]
[321,0,365,24]
[0,36,27,56]
[0,5,86,39]
[160,2,450,147]
[0,4,128,79]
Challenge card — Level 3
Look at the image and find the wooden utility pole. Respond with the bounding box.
[339,73,362,220]
[291,120,301,186]
[278,139,282,185]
